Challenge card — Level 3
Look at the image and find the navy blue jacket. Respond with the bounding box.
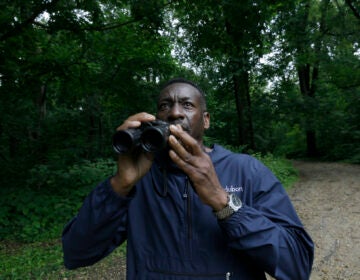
[62,145,314,279]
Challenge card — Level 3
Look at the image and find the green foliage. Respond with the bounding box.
[272,124,307,158]
[0,241,65,279]
[253,153,299,189]
[0,159,115,242]
[1,0,359,277]
[0,240,126,279]
[0,0,358,245]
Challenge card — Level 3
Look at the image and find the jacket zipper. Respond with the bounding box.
[154,178,233,279]
[183,177,192,240]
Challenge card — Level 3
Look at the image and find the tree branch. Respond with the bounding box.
[3,0,179,38]
[1,0,61,41]
[345,0,360,21]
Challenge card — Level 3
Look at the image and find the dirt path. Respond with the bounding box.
[289,161,360,280]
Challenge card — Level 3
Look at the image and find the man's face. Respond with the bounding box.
[156,83,210,142]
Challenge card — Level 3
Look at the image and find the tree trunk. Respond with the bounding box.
[232,69,255,151]
[297,64,318,157]
[295,0,328,158]
[233,74,245,145]
[243,70,255,151]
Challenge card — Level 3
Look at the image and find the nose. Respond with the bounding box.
[168,103,185,122]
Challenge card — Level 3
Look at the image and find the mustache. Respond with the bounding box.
[168,121,190,132]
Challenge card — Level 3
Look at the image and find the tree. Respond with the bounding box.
[0,0,179,187]
[171,0,295,151]
[268,0,360,159]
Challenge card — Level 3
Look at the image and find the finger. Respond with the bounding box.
[168,134,194,164]
[169,125,202,155]
[117,113,156,130]
[116,120,141,131]
[128,112,156,122]
[169,148,193,173]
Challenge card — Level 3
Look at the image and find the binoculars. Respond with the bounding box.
[112,120,170,154]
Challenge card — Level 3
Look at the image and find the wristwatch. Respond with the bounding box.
[214,193,242,220]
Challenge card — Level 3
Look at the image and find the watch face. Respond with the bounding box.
[229,194,242,208]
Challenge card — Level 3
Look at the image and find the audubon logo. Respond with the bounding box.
[224,185,244,193]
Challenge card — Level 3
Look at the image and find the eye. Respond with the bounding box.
[158,102,170,111]
[183,102,194,109]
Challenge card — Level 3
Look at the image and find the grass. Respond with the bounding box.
[0,239,126,279]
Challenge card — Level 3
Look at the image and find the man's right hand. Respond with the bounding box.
[110,112,156,196]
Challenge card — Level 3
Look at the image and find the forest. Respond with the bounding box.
[0,0,359,277]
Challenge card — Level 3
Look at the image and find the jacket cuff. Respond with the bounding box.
[104,176,137,200]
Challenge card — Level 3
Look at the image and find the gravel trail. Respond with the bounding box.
[289,161,360,280]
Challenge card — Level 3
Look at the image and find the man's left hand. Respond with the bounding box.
[168,124,228,211]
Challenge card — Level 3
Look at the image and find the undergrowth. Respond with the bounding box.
[0,240,126,279]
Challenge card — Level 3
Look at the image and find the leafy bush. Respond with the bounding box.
[253,153,298,189]
[0,158,116,242]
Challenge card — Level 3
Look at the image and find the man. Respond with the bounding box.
[62,78,314,279]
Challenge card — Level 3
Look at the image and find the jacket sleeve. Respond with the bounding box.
[62,177,132,269]
[219,158,314,280]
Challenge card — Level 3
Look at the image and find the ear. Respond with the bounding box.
[203,112,210,130]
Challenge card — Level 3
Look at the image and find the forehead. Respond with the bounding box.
[158,83,202,102]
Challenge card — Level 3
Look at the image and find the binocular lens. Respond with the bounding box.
[112,129,140,154]
[141,127,168,153]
